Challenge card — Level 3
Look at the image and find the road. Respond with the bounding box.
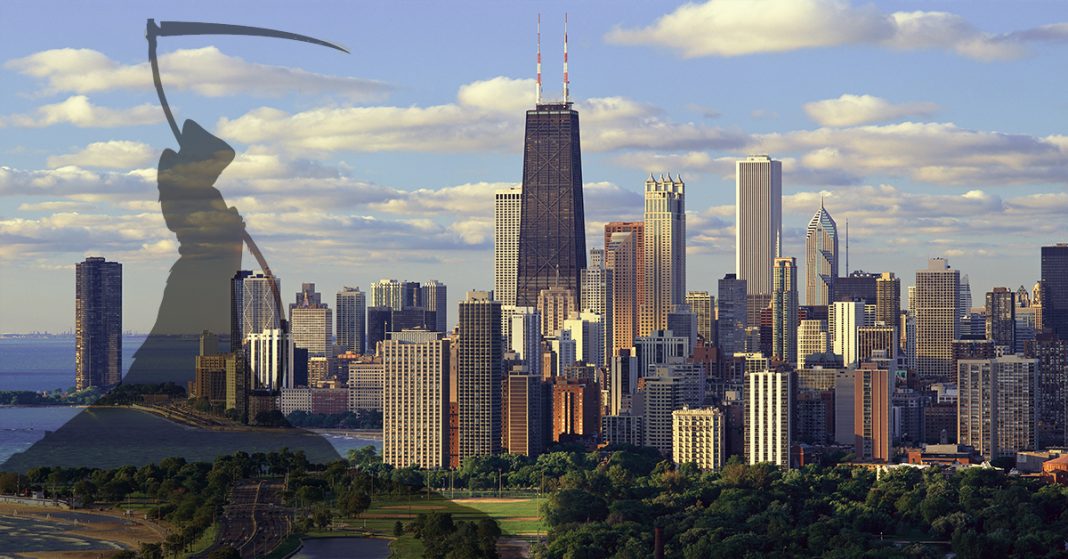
[202,479,292,558]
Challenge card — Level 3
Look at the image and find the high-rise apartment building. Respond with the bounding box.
[857,325,897,364]
[537,286,575,338]
[1028,333,1068,448]
[686,291,714,344]
[830,301,866,368]
[854,365,891,462]
[643,364,706,456]
[875,272,901,329]
[634,330,689,379]
[421,280,448,333]
[771,257,798,364]
[805,202,838,306]
[717,274,748,356]
[241,272,280,342]
[515,99,586,308]
[745,369,792,467]
[580,249,613,364]
[247,328,293,389]
[370,279,404,310]
[797,319,830,369]
[382,329,450,469]
[958,356,1038,460]
[551,378,600,442]
[494,187,522,306]
[672,407,725,470]
[457,291,503,461]
[985,287,1016,351]
[1041,244,1068,338]
[290,283,331,357]
[504,371,545,456]
[916,258,960,380]
[75,257,122,389]
[642,174,686,335]
[336,287,366,355]
[605,230,639,354]
[736,155,782,320]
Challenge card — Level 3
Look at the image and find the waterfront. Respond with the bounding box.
[291,537,391,559]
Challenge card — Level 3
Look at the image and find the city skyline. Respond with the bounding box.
[4,1,1068,332]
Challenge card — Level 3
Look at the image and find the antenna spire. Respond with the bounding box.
[536,14,542,105]
[563,13,570,103]
[845,218,850,276]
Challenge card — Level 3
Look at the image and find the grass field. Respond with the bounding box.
[337,495,547,537]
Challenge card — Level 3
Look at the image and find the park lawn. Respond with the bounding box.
[179,522,217,558]
[349,496,546,536]
[389,534,424,559]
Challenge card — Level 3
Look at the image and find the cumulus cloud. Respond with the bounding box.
[0,96,159,128]
[5,47,388,100]
[605,0,1051,61]
[803,94,938,127]
[47,140,156,169]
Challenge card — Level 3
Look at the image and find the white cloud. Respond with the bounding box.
[0,96,159,128]
[803,94,938,127]
[47,141,155,169]
[5,47,388,100]
[605,0,1048,61]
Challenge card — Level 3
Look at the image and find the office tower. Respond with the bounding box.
[916,258,961,380]
[745,369,792,467]
[457,291,503,461]
[242,272,281,340]
[510,308,542,379]
[382,329,450,469]
[854,365,891,462]
[834,271,878,303]
[551,378,600,442]
[602,413,644,447]
[230,270,252,351]
[605,230,639,354]
[397,281,419,309]
[247,328,293,389]
[581,249,613,364]
[718,274,748,355]
[290,284,331,357]
[562,310,605,367]
[667,306,697,356]
[537,286,575,337]
[504,371,545,456]
[391,308,437,333]
[735,155,782,316]
[225,351,248,417]
[958,356,1038,460]
[366,307,392,355]
[958,274,973,313]
[494,187,522,306]
[634,330,689,379]
[553,330,578,375]
[985,287,1016,351]
[348,356,384,412]
[797,319,830,369]
[875,272,900,329]
[1028,333,1068,448]
[672,407,725,470]
[370,279,403,310]
[1041,245,1068,338]
[75,257,122,389]
[834,369,857,445]
[805,201,838,306]
[607,348,637,415]
[1016,308,1039,354]
[515,89,586,308]
[857,325,897,364]
[421,280,448,333]
[771,257,798,364]
[685,291,714,344]
[336,287,367,355]
[642,174,686,335]
[830,301,865,368]
[644,365,706,456]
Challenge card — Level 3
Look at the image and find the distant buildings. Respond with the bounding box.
[605,228,640,354]
[985,287,1015,351]
[1041,244,1068,339]
[457,291,503,462]
[382,329,451,469]
[915,258,960,380]
[717,274,748,356]
[771,257,798,364]
[336,286,366,354]
[805,202,838,306]
[289,283,331,357]
[75,257,122,389]
[642,174,686,335]
[958,356,1038,460]
[735,155,782,324]
[494,187,522,307]
[672,407,725,470]
[685,291,714,344]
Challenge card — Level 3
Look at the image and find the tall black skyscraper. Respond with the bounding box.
[75,257,122,389]
[230,270,252,351]
[515,24,585,307]
[1042,244,1068,339]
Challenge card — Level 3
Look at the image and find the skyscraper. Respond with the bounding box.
[536,286,575,338]
[985,287,1016,351]
[515,94,586,308]
[717,274,748,356]
[289,283,331,357]
[875,272,901,329]
[805,201,838,306]
[672,407,725,470]
[580,249,613,365]
[504,371,545,457]
[241,272,281,342]
[685,291,714,344]
[75,257,122,389]
[958,356,1038,460]
[230,270,252,351]
[421,280,448,333]
[494,187,522,307]
[797,319,829,369]
[370,279,403,310]
[642,174,686,335]
[830,301,865,368]
[643,365,706,456]
[1028,333,1068,448]
[1041,244,1068,338]
[736,155,782,322]
[916,258,960,380]
[745,369,792,467]
[605,222,645,315]
[509,307,542,379]
[382,329,450,469]
[336,287,367,354]
[854,365,891,462]
[605,230,639,355]
[457,291,503,461]
[771,257,798,364]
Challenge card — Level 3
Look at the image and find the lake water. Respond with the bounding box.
[291,537,390,559]
[0,336,146,391]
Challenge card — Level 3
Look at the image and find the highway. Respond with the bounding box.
[202,479,292,559]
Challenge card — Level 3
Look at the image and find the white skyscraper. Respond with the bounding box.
[736,155,782,320]
[916,258,960,380]
[382,329,450,469]
[247,328,294,389]
[805,201,838,306]
[562,310,605,368]
[745,369,793,467]
[797,319,829,369]
[581,248,613,366]
[509,307,542,380]
[242,272,281,341]
[642,174,685,336]
[831,301,866,368]
[371,279,404,310]
[672,407,725,471]
[494,187,522,307]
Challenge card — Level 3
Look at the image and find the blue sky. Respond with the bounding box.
[3,0,1068,332]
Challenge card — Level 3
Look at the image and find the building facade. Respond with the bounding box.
[336,287,366,355]
[771,257,798,364]
[382,330,450,469]
[642,174,686,335]
[745,370,793,467]
[916,258,960,380]
[494,187,522,306]
[457,291,503,461]
[75,257,122,389]
[805,202,838,306]
[672,407,725,470]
